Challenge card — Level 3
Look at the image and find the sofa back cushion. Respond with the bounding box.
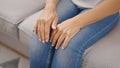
[0,0,45,24]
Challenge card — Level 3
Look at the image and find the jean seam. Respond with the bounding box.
[75,15,119,68]
[45,44,52,68]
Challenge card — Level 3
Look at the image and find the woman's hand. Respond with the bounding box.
[34,7,58,43]
[50,18,83,49]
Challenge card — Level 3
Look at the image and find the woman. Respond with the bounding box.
[30,0,120,68]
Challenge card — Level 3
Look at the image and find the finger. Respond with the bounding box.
[52,17,58,29]
[45,20,51,42]
[50,29,57,42]
[62,35,71,49]
[40,20,45,43]
[34,21,38,34]
[55,32,66,49]
[52,30,61,47]
[38,21,41,41]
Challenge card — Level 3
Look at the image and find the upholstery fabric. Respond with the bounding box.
[0,0,45,39]
[18,10,43,45]
[0,32,29,56]
[82,21,120,68]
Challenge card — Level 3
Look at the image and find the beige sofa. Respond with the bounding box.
[0,0,120,68]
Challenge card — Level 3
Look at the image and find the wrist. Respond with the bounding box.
[45,4,56,11]
[45,0,58,9]
[72,17,85,29]
[45,0,58,8]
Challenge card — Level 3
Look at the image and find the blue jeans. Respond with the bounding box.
[30,0,120,68]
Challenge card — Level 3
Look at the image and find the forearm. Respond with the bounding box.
[45,0,58,10]
[74,0,120,28]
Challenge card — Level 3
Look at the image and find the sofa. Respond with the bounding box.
[0,0,120,68]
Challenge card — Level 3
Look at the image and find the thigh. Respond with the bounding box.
[30,34,54,68]
[30,0,80,68]
[56,0,80,23]
[51,10,120,68]
[30,0,80,54]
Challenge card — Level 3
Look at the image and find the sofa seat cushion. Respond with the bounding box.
[18,10,43,46]
[82,21,120,68]
[0,18,18,39]
[19,9,120,67]
[0,0,45,39]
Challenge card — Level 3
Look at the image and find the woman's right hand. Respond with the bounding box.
[34,7,58,43]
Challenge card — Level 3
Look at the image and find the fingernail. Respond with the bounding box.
[52,26,56,29]
[52,44,54,47]
[42,40,45,43]
[53,27,55,29]
[46,40,48,42]
[39,39,41,41]
[62,47,64,49]
[55,47,58,49]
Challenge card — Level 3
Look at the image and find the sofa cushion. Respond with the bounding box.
[18,10,43,45]
[0,0,45,39]
[0,18,18,39]
[82,21,120,68]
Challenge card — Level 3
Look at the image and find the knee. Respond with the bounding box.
[30,34,40,54]
[52,34,85,59]
[30,40,42,60]
[30,34,50,58]
[51,40,84,68]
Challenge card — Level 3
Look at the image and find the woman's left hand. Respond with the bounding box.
[50,18,83,49]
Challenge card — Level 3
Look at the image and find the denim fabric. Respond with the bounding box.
[30,0,120,68]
